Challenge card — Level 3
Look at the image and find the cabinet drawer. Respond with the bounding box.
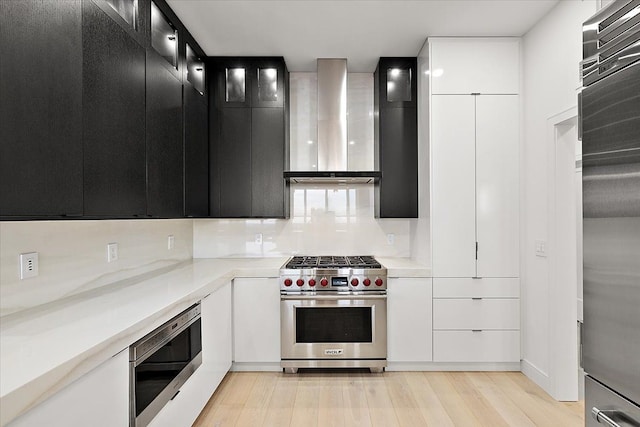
[433,299,519,330]
[433,330,520,362]
[433,278,519,298]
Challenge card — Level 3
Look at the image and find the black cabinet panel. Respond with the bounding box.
[184,86,209,217]
[374,57,418,218]
[378,108,418,218]
[0,0,83,217]
[252,108,286,217]
[209,56,289,218]
[83,0,146,217]
[146,51,184,217]
[218,108,252,217]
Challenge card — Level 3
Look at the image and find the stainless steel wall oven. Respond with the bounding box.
[129,303,202,427]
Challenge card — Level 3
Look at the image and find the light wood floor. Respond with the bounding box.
[193,370,584,427]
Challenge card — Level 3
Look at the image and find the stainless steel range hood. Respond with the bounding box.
[284,58,381,184]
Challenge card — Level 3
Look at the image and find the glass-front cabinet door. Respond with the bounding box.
[252,59,284,107]
[186,44,205,95]
[378,57,416,109]
[214,58,285,108]
[104,0,137,29]
[151,1,178,69]
[226,67,246,103]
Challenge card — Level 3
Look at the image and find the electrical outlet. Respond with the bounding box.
[19,252,39,279]
[535,240,547,257]
[168,235,175,250]
[387,234,395,245]
[107,242,118,263]
[255,233,263,245]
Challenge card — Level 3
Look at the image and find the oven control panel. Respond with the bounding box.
[280,270,387,291]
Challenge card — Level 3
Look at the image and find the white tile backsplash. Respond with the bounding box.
[0,219,193,316]
[194,183,412,258]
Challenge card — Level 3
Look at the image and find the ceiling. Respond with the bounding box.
[166,0,560,72]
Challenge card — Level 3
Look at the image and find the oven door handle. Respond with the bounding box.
[281,293,387,300]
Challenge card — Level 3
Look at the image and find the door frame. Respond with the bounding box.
[546,105,580,401]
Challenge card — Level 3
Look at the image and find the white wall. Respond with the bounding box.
[194,183,412,258]
[0,219,193,317]
[521,0,596,388]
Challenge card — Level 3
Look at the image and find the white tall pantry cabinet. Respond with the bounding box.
[430,38,521,364]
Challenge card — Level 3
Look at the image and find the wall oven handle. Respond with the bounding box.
[592,407,639,427]
[281,293,387,300]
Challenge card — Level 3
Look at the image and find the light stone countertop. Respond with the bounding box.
[0,256,429,425]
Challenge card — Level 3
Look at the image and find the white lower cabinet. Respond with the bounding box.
[387,278,432,363]
[433,299,519,330]
[233,278,280,364]
[432,278,520,363]
[9,349,129,427]
[202,282,233,384]
[148,282,233,427]
[433,330,520,363]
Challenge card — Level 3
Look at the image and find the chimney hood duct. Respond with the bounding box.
[284,58,381,184]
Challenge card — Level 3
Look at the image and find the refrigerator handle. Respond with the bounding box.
[592,407,639,427]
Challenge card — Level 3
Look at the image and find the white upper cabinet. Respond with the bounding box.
[430,37,520,279]
[430,38,520,95]
[431,94,519,278]
[431,95,477,277]
[476,95,520,277]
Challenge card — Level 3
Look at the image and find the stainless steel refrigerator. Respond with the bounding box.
[581,1,640,426]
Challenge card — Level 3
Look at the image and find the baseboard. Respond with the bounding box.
[231,362,282,372]
[521,358,550,390]
[386,362,521,372]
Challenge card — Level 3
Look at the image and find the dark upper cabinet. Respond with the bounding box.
[217,108,253,217]
[1,0,209,220]
[377,57,417,109]
[374,57,418,218]
[0,0,84,218]
[184,42,209,217]
[209,57,289,218]
[146,51,184,217]
[252,108,286,217]
[83,0,147,217]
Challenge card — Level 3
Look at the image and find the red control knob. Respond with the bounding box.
[320,278,328,287]
[296,279,304,287]
[284,278,292,287]
[309,279,316,287]
[363,278,371,286]
[351,278,359,286]
[375,278,383,287]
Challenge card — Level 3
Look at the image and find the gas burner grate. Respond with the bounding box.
[284,255,382,269]
[285,256,319,269]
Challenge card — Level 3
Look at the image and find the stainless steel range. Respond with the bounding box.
[280,256,387,373]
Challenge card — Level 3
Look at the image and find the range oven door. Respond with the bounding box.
[281,292,387,360]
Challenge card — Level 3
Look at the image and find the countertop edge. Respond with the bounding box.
[0,257,430,425]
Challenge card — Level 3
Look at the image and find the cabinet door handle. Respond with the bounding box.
[472,329,483,333]
[471,297,483,301]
